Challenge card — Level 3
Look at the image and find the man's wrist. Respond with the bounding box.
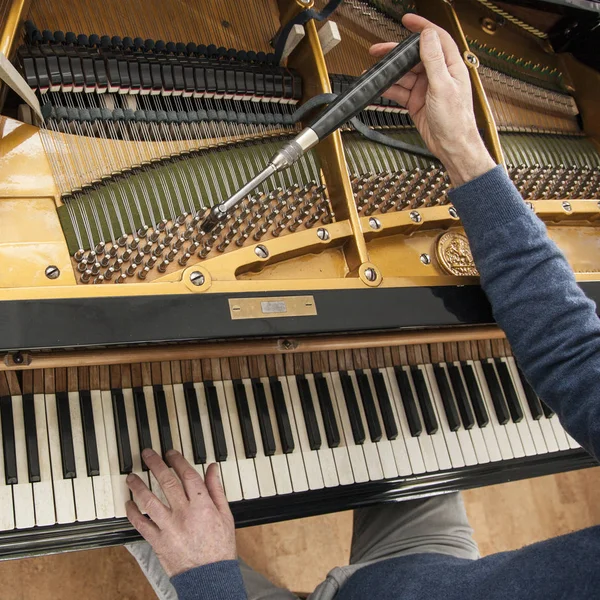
[439,136,496,187]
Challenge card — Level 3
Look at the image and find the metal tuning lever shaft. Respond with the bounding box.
[200,32,421,233]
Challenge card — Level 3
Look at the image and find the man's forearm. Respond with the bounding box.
[449,166,600,460]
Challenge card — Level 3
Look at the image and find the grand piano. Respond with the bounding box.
[0,0,598,559]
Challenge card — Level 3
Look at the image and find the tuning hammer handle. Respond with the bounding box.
[308,33,420,142]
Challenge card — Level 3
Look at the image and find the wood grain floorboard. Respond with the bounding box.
[0,467,597,598]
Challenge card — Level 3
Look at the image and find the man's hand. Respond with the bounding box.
[126,449,236,577]
[370,14,496,186]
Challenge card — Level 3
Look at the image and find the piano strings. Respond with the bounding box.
[19,0,336,282]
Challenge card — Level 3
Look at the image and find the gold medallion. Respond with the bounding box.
[435,232,479,277]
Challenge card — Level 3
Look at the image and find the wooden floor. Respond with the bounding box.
[1,467,598,599]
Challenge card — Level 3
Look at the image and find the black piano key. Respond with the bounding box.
[251,379,276,456]
[356,370,382,442]
[447,365,475,430]
[481,362,510,425]
[183,383,207,464]
[339,372,365,445]
[269,378,294,454]
[233,380,257,459]
[372,370,398,440]
[433,365,461,432]
[133,387,152,470]
[78,390,100,477]
[0,396,18,484]
[111,389,132,474]
[22,393,40,483]
[495,360,524,423]
[461,363,489,428]
[296,375,321,451]
[56,391,77,479]
[516,367,544,420]
[410,367,438,435]
[204,382,228,461]
[394,367,423,437]
[153,385,173,459]
[541,401,556,419]
[314,374,341,448]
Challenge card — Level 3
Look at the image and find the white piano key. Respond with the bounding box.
[384,367,426,474]
[142,385,170,507]
[221,380,260,500]
[452,363,490,466]
[402,367,438,473]
[242,379,277,497]
[173,383,202,476]
[464,361,502,463]
[417,366,452,471]
[438,363,478,466]
[209,381,243,502]
[32,393,56,526]
[305,375,341,487]
[11,394,36,529]
[0,408,14,530]
[260,377,293,495]
[122,389,150,487]
[505,358,548,455]
[285,375,324,490]
[472,362,514,461]
[363,370,399,479]
[322,373,354,485]
[328,372,370,483]
[378,369,413,476]
[162,384,183,454]
[547,411,570,451]
[100,390,129,519]
[347,371,384,481]
[45,392,77,524]
[68,391,96,521]
[89,390,114,520]
[422,365,465,469]
[274,376,309,493]
[483,360,525,459]
[565,431,581,450]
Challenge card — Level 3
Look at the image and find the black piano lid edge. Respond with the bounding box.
[0,450,594,560]
[3,281,600,352]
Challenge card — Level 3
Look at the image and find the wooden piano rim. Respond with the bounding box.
[1,325,504,370]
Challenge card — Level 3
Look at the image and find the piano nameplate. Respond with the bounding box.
[229,296,317,320]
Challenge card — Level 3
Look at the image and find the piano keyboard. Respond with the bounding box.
[0,339,583,532]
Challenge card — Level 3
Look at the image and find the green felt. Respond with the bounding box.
[500,134,600,168]
[57,139,321,253]
[344,130,438,175]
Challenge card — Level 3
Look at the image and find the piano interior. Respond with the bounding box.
[0,0,598,558]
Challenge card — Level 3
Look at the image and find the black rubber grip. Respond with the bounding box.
[309,33,420,141]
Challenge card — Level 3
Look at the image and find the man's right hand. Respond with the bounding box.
[370,14,496,187]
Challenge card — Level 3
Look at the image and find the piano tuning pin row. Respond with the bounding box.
[77,183,333,283]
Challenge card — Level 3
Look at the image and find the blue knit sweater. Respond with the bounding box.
[172,166,600,599]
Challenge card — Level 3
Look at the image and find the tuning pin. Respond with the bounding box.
[137,225,149,238]
[94,242,106,255]
[114,273,127,284]
[104,267,115,281]
[126,263,138,277]
[156,219,168,232]
[178,252,191,266]
[80,269,92,283]
[74,249,85,263]
[90,262,101,276]
[100,256,110,268]
[93,274,105,285]
[128,237,140,251]
[117,235,128,247]
[157,259,170,273]
[148,230,160,243]
[108,245,119,258]
[138,266,150,280]
[86,251,97,264]
[77,261,87,273]
[121,249,132,262]
[174,236,185,250]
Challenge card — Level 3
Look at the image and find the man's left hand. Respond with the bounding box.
[126,448,236,577]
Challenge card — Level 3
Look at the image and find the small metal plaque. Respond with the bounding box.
[229,296,317,320]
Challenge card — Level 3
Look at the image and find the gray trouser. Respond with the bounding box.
[127,492,479,600]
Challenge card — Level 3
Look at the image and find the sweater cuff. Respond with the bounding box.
[171,560,246,600]
[448,164,530,233]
